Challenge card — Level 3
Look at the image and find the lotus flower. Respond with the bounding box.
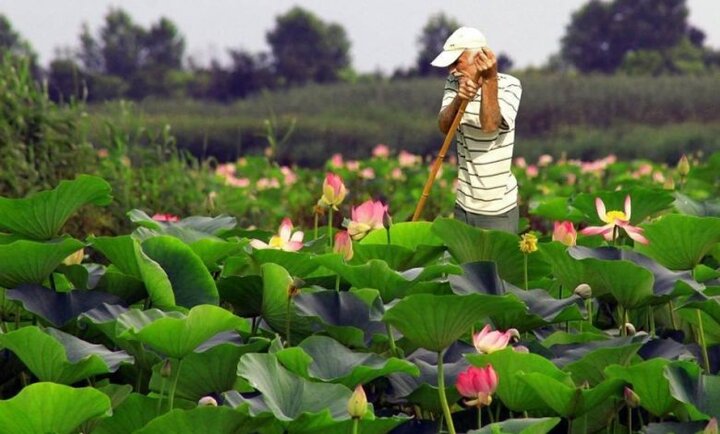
[455,365,498,407]
[334,230,354,261]
[372,144,390,158]
[250,218,304,252]
[152,213,179,222]
[346,200,387,240]
[705,418,718,434]
[552,221,577,246]
[319,172,347,209]
[580,196,649,244]
[473,324,519,354]
[519,233,538,254]
[63,249,84,266]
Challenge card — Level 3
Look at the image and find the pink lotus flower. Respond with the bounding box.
[580,196,649,244]
[330,153,344,168]
[152,213,180,222]
[347,200,387,240]
[320,172,347,209]
[538,154,553,167]
[226,176,250,188]
[526,165,539,178]
[398,150,420,167]
[456,365,498,407]
[334,230,354,261]
[281,166,297,185]
[250,218,304,252]
[359,168,375,180]
[215,163,236,177]
[372,144,390,158]
[705,418,718,434]
[552,221,577,246]
[256,177,280,190]
[514,156,527,169]
[473,324,519,354]
[345,160,360,171]
[390,167,404,180]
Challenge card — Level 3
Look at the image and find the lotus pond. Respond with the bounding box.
[0,151,719,434]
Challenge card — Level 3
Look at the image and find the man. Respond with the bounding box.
[431,27,522,233]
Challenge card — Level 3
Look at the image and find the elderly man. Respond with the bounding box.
[431,27,522,233]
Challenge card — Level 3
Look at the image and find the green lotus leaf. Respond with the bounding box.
[116,305,249,359]
[635,214,720,270]
[312,254,459,303]
[283,410,407,434]
[134,406,268,434]
[90,235,175,309]
[530,196,585,223]
[0,175,112,240]
[674,192,720,217]
[129,209,237,242]
[0,326,133,384]
[558,339,643,386]
[467,348,574,413]
[575,256,654,309]
[572,188,674,225]
[0,237,84,289]
[189,238,246,272]
[431,218,550,286]
[665,362,720,418]
[276,335,419,388]
[142,235,219,307]
[92,393,160,434]
[352,244,446,271]
[94,267,146,305]
[217,275,264,317]
[518,373,624,418]
[149,340,269,401]
[252,249,321,277]
[236,352,353,421]
[605,359,692,417]
[468,417,562,434]
[0,382,111,434]
[260,263,315,343]
[360,221,444,248]
[382,293,526,352]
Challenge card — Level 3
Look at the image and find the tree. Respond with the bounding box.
[0,14,37,66]
[266,7,351,85]
[99,8,145,78]
[561,0,702,74]
[416,13,461,77]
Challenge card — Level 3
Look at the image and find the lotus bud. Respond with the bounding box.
[347,385,368,419]
[573,284,592,299]
[63,249,85,266]
[663,176,675,190]
[383,209,393,229]
[624,322,637,336]
[677,154,690,177]
[705,418,718,434]
[198,396,218,407]
[320,173,348,209]
[160,359,172,378]
[333,231,354,261]
[624,387,640,408]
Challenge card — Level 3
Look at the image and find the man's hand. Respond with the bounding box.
[456,71,480,100]
[474,47,498,79]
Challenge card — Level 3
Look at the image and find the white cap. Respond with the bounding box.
[430,27,488,67]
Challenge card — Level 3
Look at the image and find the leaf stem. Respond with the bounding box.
[437,350,457,434]
[167,358,183,411]
[314,212,319,240]
[351,418,360,434]
[696,310,711,373]
[285,298,293,347]
[386,323,398,357]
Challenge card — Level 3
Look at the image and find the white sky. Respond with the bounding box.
[2,0,719,73]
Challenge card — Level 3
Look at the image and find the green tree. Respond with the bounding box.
[266,7,351,85]
[561,0,697,74]
[416,12,461,77]
[0,14,37,66]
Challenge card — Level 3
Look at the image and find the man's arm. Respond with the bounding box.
[477,48,501,134]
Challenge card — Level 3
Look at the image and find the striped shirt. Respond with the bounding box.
[440,73,522,215]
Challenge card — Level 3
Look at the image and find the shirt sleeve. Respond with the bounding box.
[498,76,522,131]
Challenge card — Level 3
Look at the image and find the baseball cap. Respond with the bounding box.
[430,27,488,67]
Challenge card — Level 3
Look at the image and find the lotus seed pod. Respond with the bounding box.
[573,283,592,299]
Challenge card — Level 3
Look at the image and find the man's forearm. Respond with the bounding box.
[438,96,463,134]
[480,76,501,133]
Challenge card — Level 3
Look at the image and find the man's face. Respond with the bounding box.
[448,50,478,77]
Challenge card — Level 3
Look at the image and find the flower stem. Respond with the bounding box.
[437,350,457,434]
[477,406,483,430]
[668,301,679,330]
[314,212,319,240]
[696,310,711,373]
[335,274,340,291]
[627,407,632,434]
[523,254,528,290]
[328,207,334,248]
[167,358,183,411]
[351,417,360,434]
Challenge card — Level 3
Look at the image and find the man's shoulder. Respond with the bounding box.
[498,73,521,88]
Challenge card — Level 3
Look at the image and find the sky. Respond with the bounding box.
[2,0,719,74]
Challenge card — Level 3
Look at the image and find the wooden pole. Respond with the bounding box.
[412,70,483,221]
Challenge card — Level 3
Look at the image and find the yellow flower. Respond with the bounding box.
[519,233,538,254]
